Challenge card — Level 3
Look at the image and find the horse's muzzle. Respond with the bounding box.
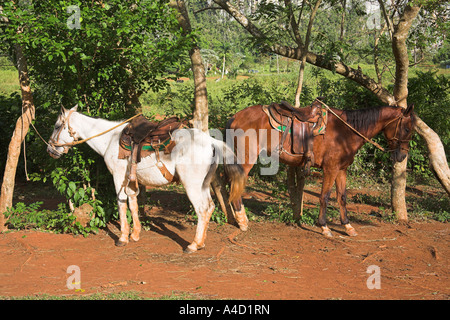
[391,149,407,163]
[47,145,62,159]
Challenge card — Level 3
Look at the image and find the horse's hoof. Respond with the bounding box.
[184,247,196,254]
[239,224,248,232]
[130,234,140,242]
[322,227,333,238]
[184,243,205,254]
[345,225,358,237]
[184,244,198,254]
[115,240,128,247]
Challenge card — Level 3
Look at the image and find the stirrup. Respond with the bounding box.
[125,178,140,197]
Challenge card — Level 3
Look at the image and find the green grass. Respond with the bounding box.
[0,68,20,95]
[1,290,210,300]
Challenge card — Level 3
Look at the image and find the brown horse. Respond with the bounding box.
[226,100,416,237]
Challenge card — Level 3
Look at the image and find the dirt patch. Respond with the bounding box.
[0,188,448,300]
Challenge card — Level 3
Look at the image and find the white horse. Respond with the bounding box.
[47,105,248,253]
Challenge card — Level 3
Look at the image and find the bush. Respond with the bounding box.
[4,202,94,236]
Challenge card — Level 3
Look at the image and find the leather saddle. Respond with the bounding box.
[262,99,327,173]
[119,115,183,183]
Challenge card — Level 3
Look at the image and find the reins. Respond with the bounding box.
[315,99,388,152]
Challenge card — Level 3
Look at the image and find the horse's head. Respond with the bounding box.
[47,104,79,159]
[383,104,416,163]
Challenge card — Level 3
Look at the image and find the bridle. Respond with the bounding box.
[47,110,144,156]
[48,109,79,155]
[382,114,411,153]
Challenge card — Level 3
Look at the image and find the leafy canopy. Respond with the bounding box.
[0,0,191,116]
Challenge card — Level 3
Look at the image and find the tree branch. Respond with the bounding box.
[284,0,303,46]
[391,4,421,108]
[212,0,396,105]
[378,0,394,40]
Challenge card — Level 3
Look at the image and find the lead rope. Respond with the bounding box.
[315,99,386,152]
[52,112,143,148]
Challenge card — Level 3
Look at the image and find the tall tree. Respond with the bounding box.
[0,43,35,232]
[388,3,420,220]
[0,0,190,229]
[169,0,209,132]
[0,4,36,231]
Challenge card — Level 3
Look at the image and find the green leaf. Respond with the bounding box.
[69,182,76,192]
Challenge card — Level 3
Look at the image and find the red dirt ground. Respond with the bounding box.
[0,185,448,300]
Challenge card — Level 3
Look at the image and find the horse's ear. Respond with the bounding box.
[403,104,414,116]
[70,104,78,112]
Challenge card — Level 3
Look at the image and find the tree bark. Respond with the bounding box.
[0,44,35,232]
[190,45,209,132]
[415,117,450,196]
[389,4,420,221]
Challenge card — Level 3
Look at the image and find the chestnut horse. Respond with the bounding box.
[227,101,416,237]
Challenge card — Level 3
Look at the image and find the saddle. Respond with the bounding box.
[262,99,327,173]
[118,115,183,183]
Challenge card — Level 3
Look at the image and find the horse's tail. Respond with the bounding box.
[210,139,246,203]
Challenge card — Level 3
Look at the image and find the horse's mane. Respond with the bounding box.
[343,106,382,133]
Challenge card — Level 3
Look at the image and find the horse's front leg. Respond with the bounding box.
[116,199,130,246]
[335,170,358,237]
[113,167,132,246]
[318,169,338,237]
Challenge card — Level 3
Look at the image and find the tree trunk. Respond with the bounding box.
[290,55,307,217]
[294,59,306,108]
[391,159,408,221]
[289,0,321,220]
[221,54,226,80]
[190,45,209,132]
[390,4,420,221]
[170,0,233,221]
[0,44,35,232]
[169,0,208,132]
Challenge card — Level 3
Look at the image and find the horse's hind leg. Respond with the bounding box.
[318,169,338,237]
[335,170,357,237]
[231,198,248,231]
[184,186,215,253]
